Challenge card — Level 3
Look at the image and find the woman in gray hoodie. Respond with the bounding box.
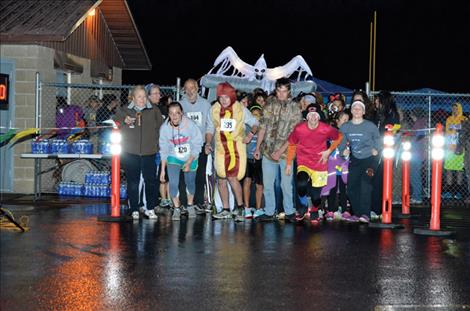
[159,102,203,220]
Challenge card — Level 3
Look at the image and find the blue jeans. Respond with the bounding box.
[262,157,295,216]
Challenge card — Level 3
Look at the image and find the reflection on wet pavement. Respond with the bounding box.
[1,204,470,310]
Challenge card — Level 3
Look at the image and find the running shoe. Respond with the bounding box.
[172,207,181,221]
[256,214,274,222]
[131,211,140,220]
[144,209,158,219]
[186,204,197,218]
[359,215,370,223]
[253,209,265,219]
[244,208,253,219]
[212,209,232,219]
[325,211,335,221]
[333,211,342,221]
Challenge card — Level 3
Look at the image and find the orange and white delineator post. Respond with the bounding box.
[414,123,453,236]
[98,126,129,222]
[429,123,444,231]
[401,136,412,216]
[381,127,395,224]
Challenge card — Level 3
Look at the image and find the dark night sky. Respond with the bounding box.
[123,0,470,93]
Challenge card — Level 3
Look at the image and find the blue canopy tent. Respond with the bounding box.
[310,76,354,105]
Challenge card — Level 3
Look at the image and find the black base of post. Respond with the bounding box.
[97,215,132,222]
[396,213,419,219]
[369,222,404,229]
[413,227,455,237]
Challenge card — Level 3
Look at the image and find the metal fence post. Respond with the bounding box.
[34,72,41,200]
[176,77,181,101]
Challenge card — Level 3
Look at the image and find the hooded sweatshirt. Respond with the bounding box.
[445,102,468,149]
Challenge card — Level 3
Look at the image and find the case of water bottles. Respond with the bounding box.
[31,139,51,154]
[58,170,127,199]
[32,139,93,154]
[71,140,93,154]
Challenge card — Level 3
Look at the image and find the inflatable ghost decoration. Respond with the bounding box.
[200,46,316,102]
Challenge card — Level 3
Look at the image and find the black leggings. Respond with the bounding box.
[296,171,322,214]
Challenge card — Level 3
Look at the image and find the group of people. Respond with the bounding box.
[112,77,469,223]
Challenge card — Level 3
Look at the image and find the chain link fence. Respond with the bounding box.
[379,92,470,206]
[37,81,177,194]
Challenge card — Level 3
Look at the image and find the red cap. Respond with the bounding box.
[216,82,237,104]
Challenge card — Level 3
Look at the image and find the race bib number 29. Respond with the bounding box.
[221,118,236,132]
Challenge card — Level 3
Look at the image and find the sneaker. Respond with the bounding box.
[333,211,342,221]
[341,211,352,221]
[253,209,265,218]
[194,204,207,215]
[442,192,453,199]
[325,211,335,221]
[276,212,286,220]
[172,207,181,221]
[180,206,188,216]
[160,199,171,208]
[186,204,197,218]
[454,193,462,200]
[359,215,370,223]
[212,209,232,219]
[234,207,245,222]
[285,213,297,223]
[309,211,321,224]
[131,211,140,220]
[318,209,325,221]
[145,209,158,219]
[256,214,274,222]
[346,215,359,223]
[370,211,380,222]
[244,208,253,219]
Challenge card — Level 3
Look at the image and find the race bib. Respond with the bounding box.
[221,118,236,132]
[187,112,202,126]
[174,144,190,159]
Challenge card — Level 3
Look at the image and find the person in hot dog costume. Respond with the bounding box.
[205,82,258,220]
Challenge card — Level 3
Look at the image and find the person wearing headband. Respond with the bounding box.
[337,100,380,223]
[285,103,342,224]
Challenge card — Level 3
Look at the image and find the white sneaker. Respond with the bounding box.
[145,209,158,219]
[131,211,140,220]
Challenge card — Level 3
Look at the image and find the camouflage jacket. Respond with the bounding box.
[259,96,302,161]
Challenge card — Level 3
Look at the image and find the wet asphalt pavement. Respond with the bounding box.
[1,197,470,311]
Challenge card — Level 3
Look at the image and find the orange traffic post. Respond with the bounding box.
[369,125,403,229]
[414,123,454,237]
[98,127,130,222]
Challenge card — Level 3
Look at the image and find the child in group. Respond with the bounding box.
[243,104,264,219]
[321,111,351,221]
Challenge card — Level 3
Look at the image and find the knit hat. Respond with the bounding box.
[303,103,326,121]
[351,100,366,111]
[216,82,237,104]
[303,94,316,104]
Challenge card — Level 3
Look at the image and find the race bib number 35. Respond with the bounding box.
[221,118,236,132]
